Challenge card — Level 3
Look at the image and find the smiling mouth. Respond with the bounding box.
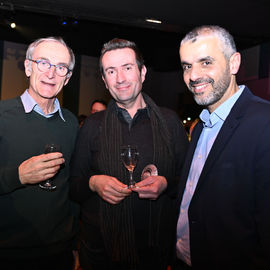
[116,84,130,91]
[190,78,214,94]
[42,81,55,86]
[192,83,209,94]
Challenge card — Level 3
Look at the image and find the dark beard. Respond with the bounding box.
[189,64,231,107]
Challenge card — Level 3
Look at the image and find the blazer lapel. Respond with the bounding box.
[196,116,240,189]
[177,87,254,203]
[195,87,252,191]
[177,121,203,203]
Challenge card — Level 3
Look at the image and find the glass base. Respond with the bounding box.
[128,183,136,189]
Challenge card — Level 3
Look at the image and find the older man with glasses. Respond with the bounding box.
[0,37,79,270]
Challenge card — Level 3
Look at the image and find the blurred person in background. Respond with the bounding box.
[90,99,107,114]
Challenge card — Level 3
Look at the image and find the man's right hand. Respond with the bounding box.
[89,175,131,204]
[18,153,65,185]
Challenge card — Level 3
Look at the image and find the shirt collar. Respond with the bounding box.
[114,101,149,128]
[20,89,65,121]
[200,85,245,127]
[114,100,149,118]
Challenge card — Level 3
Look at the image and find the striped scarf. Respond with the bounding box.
[97,93,174,268]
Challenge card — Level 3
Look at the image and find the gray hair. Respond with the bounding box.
[26,36,75,70]
[99,38,144,75]
[181,25,237,59]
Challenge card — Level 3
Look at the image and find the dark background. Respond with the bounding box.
[0,0,269,122]
[1,0,269,71]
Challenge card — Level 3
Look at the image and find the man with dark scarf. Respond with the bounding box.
[69,38,189,270]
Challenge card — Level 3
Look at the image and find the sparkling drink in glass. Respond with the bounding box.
[120,145,139,188]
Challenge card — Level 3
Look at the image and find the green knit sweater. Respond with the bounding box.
[0,97,79,259]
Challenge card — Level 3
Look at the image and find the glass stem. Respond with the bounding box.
[129,171,134,187]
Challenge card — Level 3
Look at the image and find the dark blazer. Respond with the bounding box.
[177,87,270,270]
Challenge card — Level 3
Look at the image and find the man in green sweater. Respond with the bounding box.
[0,37,79,269]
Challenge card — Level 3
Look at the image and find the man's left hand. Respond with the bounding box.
[131,175,167,199]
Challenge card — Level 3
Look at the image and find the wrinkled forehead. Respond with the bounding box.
[179,36,226,65]
[102,48,136,67]
[33,41,70,64]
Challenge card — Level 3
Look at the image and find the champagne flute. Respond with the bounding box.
[39,143,61,190]
[120,145,139,188]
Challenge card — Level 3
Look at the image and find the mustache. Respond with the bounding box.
[189,78,214,88]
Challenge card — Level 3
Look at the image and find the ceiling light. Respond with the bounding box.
[10,22,16,28]
[145,18,162,24]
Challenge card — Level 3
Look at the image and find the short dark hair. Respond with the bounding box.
[91,99,107,108]
[99,38,144,75]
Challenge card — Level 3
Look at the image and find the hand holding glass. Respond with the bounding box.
[39,143,62,190]
[120,145,139,188]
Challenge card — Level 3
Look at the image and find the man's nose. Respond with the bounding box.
[116,70,125,83]
[189,66,202,82]
[47,65,56,78]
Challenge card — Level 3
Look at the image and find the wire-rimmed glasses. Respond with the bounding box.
[28,59,71,77]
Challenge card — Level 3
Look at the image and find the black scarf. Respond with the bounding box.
[97,93,175,268]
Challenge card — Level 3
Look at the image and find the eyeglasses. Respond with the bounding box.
[28,59,71,77]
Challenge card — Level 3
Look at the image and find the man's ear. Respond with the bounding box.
[230,52,241,75]
[64,72,72,86]
[102,75,108,89]
[140,65,147,83]
[24,59,32,77]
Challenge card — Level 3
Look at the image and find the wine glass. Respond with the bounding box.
[39,143,61,191]
[120,145,139,188]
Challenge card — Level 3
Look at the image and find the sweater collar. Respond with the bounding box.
[20,89,65,122]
